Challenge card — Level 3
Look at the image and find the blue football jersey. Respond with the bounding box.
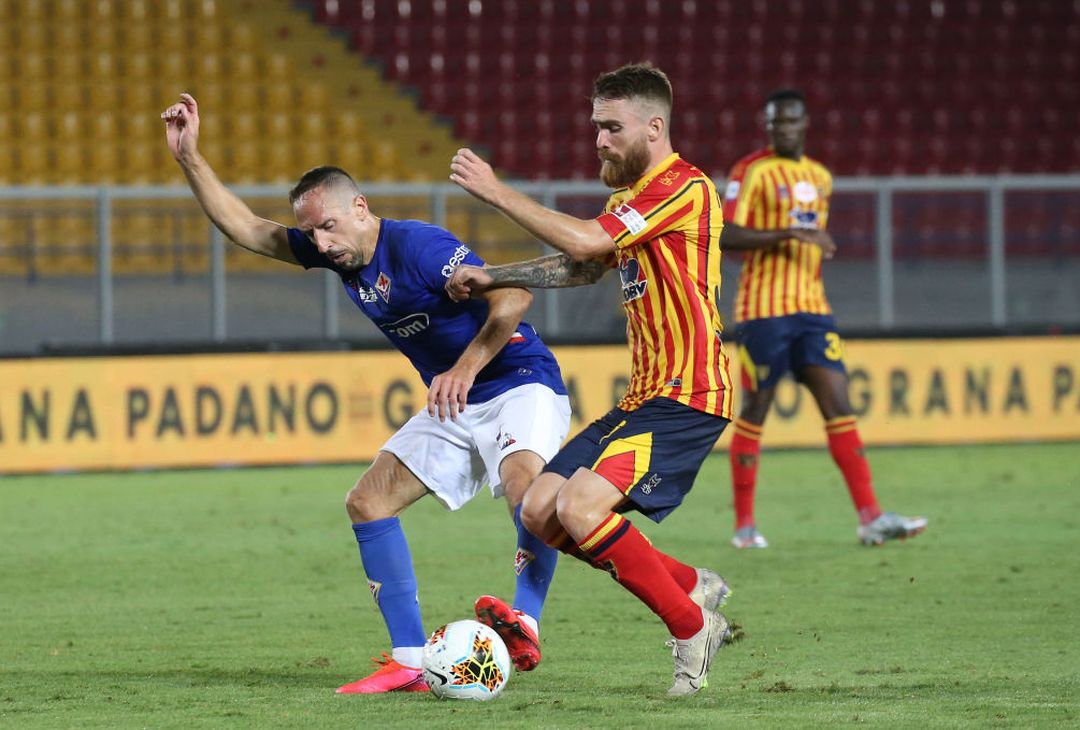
[287,218,566,403]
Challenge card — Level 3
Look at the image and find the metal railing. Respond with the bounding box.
[0,174,1078,354]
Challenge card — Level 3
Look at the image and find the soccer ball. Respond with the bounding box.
[421,619,512,701]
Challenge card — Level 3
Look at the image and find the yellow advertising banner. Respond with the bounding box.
[1,337,1078,474]
[557,337,1080,448]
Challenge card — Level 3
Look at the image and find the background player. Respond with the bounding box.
[161,93,570,692]
[447,63,735,696]
[720,89,927,548]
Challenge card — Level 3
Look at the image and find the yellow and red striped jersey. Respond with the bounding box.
[722,148,833,322]
[595,153,734,418]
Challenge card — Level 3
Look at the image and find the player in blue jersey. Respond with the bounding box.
[162,93,570,693]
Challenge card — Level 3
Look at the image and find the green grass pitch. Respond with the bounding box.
[2,443,1078,728]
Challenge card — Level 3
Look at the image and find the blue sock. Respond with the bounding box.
[352,517,426,650]
[511,504,558,624]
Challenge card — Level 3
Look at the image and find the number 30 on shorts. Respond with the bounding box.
[824,332,845,361]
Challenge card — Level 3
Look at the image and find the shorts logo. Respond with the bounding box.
[613,203,647,235]
[724,180,740,200]
[640,473,662,495]
[664,377,682,388]
[618,257,648,302]
[513,548,534,576]
[375,272,392,302]
[381,312,430,338]
[497,428,517,450]
[440,244,471,277]
[368,580,382,605]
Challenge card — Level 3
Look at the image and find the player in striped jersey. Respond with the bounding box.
[721,89,927,548]
[446,63,734,696]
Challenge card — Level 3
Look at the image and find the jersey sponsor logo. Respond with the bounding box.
[613,203,648,235]
[658,169,681,186]
[724,180,741,200]
[380,312,430,338]
[375,272,392,302]
[618,256,648,302]
[440,244,471,277]
[793,180,818,204]
[789,209,820,229]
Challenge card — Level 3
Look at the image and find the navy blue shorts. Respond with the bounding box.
[543,398,729,523]
[734,313,847,391]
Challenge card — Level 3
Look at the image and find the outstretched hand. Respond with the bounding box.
[449,148,504,206]
[789,228,837,259]
[161,93,201,162]
[445,264,494,302]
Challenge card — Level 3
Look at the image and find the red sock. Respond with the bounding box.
[729,419,763,529]
[579,514,703,639]
[654,551,698,593]
[551,527,697,592]
[826,417,881,525]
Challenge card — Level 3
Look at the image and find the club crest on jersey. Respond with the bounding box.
[497,428,517,450]
[514,548,534,576]
[375,272,391,302]
[618,256,648,302]
[793,180,818,204]
[368,580,382,605]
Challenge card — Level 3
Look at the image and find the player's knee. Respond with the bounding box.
[519,492,552,538]
[345,483,389,522]
[554,481,584,524]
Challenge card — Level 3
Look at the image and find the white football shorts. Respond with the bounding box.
[380,382,572,511]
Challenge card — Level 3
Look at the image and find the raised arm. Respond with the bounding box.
[427,286,535,421]
[162,93,298,264]
[445,253,609,302]
[450,148,615,262]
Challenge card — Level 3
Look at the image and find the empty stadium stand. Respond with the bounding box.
[302,0,1079,178]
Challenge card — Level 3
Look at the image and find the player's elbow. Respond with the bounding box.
[566,234,611,262]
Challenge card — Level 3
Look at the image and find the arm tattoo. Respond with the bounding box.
[486,253,608,289]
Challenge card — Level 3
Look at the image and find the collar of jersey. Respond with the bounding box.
[624,152,681,195]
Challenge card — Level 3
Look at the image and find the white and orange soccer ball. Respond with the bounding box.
[421,619,512,701]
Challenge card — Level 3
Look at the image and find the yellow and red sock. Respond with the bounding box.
[825,416,881,525]
[729,418,763,529]
[578,514,703,639]
[551,526,696,592]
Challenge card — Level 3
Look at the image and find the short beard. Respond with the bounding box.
[599,136,651,188]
